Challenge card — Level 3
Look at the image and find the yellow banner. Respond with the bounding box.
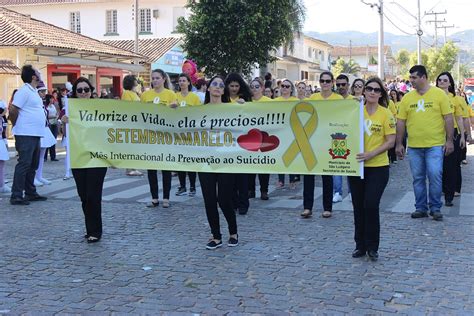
[69,99,362,176]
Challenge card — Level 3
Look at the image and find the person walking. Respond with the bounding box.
[199,75,238,249]
[349,77,396,262]
[8,65,48,205]
[396,65,454,221]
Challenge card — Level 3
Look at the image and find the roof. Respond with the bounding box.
[303,35,333,48]
[0,0,96,5]
[332,45,392,57]
[0,59,20,74]
[102,38,182,63]
[0,8,143,60]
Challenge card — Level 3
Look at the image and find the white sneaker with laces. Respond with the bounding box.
[332,192,342,203]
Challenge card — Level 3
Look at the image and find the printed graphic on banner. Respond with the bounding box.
[68,99,362,176]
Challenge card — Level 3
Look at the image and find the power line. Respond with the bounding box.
[384,5,416,30]
[383,12,414,36]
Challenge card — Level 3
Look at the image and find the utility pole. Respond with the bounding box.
[134,0,139,54]
[437,24,455,44]
[361,0,384,79]
[349,40,352,61]
[425,10,447,48]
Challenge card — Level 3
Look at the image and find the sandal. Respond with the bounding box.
[289,182,297,190]
[162,199,170,208]
[300,209,312,218]
[276,181,284,189]
[322,211,332,218]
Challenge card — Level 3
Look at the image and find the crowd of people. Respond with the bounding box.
[2,64,473,261]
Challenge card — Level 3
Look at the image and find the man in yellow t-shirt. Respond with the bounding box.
[396,65,454,221]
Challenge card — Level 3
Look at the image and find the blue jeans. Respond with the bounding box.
[11,135,41,199]
[408,146,444,213]
[333,176,350,195]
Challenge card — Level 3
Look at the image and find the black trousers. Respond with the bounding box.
[303,175,333,212]
[443,131,461,201]
[348,166,389,252]
[177,171,196,189]
[461,132,467,162]
[233,173,249,211]
[72,167,107,238]
[147,170,171,200]
[248,174,269,194]
[199,172,237,240]
[278,174,297,184]
[11,135,41,199]
[44,124,58,160]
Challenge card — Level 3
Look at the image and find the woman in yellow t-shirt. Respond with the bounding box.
[248,78,272,201]
[140,69,177,208]
[348,77,396,262]
[199,75,238,249]
[351,78,365,102]
[272,79,299,102]
[175,73,201,197]
[121,75,143,177]
[436,72,465,205]
[302,72,342,220]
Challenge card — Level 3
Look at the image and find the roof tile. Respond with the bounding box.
[103,38,182,63]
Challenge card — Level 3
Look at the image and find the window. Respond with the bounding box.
[173,7,186,32]
[321,51,325,61]
[308,47,312,58]
[301,71,308,80]
[70,12,81,33]
[106,10,117,34]
[139,8,151,33]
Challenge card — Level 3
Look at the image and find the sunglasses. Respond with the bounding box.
[364,86,382,93]
[336,83,347,87]
[210,81,225,88]
[250,84,261,89]
[319,79,332,84]
[437,78,449,83]
[353,84,363,88]
[76,87,91,93]
[281,84,291,89]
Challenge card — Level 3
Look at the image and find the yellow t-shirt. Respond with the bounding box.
[364,106,396,167]
[140,88,177,106]
[308,92,344,100]
[469,106,474,117]
[176,91,201,107]
[397,86,452,148]
[388,100,399,116]
[253,96,273,102]
[455,95,470,118]
[272,96,299,101]
[121,90,140,101]
[448,94,465,131]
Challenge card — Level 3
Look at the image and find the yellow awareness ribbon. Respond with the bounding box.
[282,101,318,170]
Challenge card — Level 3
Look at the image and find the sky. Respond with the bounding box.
[303,0,472,36]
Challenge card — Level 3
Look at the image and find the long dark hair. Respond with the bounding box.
[151,69,171,90]
[205,75,230,104]
[72,77,95,99]
[364,76,389,108]
[436,71,456,97]
[178,73,193,92]
[389,89,401,102]
[224,73,252,101]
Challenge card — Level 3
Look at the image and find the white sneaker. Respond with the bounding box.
[34,178,44,187]
[0,184,11,193]
[332,192,342,203]
[39,178,52,185]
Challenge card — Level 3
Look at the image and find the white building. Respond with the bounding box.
[267,35,333,86]
[1,0,187,40]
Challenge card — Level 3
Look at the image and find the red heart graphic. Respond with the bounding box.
[237,128,263,152]
[260,131,280,152]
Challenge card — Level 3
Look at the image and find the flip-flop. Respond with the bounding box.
[322,211,332,218]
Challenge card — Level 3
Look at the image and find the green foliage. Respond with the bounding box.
[457,64,472,80]
[395,49,410,74]
[369,55,377,65]
[407,42,458,79]
[332,58,361,77]
[177,0,305,76]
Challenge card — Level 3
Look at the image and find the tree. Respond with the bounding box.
[395,48,410,75]
[406,42,458,79]
[456,64,472,80]
[177,0,305,76]
[332,58,361,77]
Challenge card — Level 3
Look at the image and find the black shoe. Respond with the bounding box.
[25,194,47,202]
[10,197,30,205]
[248,191,256,199]
[228,236,239,247]
[146,201,159,208]
[352,249,366,258]
[238,208,248,215]
[432,212,443,221]
[260,192,269,200]
[175,187,187,196]
[445,200,453,207]
[411,211,428,218]
[206,240,222,250]
[51,158,59,161]
[189,187,196,196]
[367,250,378,261]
